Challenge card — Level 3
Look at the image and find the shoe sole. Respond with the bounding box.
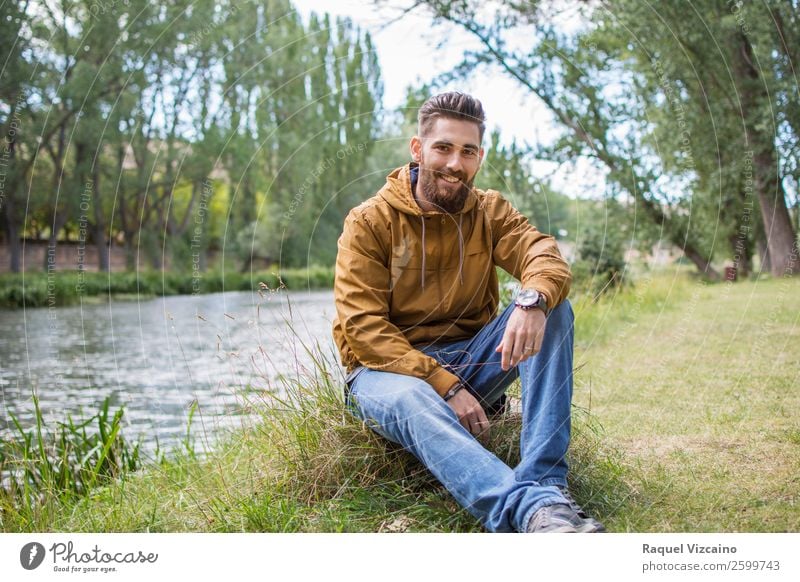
[534,521,606,533]
[576,519,606,533]
[540,524,581,533]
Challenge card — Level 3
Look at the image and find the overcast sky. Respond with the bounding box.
[290,0,605,198]
[291,1,545,138]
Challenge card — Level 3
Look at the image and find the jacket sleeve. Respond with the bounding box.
[487,191,572,308]
[334,210,462,397]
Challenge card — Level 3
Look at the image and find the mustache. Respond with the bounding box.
[428,169,468,182]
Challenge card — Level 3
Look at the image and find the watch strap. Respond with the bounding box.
[443,383,465,401]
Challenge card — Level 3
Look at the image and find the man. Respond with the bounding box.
[332,92,604,533]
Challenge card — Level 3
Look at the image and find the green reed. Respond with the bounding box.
[0,394,141,528]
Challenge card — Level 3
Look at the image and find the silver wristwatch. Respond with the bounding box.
[514,288,548,313]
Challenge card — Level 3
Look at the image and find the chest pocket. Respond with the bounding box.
[389,233,422,291]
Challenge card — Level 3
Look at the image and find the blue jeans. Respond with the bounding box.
[346,300,575,532]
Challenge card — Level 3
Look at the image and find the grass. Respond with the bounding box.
[0,266,335,308]
[2,371,628,533]
[1,269,797,532]
[0,396,142,530]
[572,272,800,532]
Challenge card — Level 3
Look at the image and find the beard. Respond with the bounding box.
[417,156,475,214]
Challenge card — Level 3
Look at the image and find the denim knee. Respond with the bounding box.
[349,371,455,443]
[351,372,443,420]
[548,298,574,328]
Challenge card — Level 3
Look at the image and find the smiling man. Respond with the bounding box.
[332,92,604,533]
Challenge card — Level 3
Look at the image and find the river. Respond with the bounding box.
[0,289,339,455]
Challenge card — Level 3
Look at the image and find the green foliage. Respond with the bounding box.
[571,201,630,297]
[418,0,799,279]
[0,267,335,308]
[479,131,571,238]
[219,7,383,269]
[0,395,141,528]
[2,0,383,274]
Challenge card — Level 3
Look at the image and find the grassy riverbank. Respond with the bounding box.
[2,271,798,532]
[572,273,800,532]
[0,266,334,308]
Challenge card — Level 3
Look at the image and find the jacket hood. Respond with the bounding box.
[378,163,478,216]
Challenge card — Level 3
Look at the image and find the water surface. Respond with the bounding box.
[0,290,338,453]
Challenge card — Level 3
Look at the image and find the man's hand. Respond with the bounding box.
[495,307,547,371]
[446,387,490,436]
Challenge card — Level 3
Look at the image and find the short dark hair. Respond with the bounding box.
[418,92,486,142]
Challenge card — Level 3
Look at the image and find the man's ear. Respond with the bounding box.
[410,135,422,163]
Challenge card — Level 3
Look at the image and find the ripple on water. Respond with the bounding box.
[0,290,338,452]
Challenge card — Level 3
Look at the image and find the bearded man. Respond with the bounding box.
[332,92,605,533]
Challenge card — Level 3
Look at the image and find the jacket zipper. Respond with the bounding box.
[438,216,444,306]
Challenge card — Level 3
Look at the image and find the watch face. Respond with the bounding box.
[516,289,540,307]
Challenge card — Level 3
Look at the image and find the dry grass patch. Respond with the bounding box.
[574,276,800,532]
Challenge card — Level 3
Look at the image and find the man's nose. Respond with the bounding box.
[445,152,464,173]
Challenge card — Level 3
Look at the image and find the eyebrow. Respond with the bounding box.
[431,139,481,152]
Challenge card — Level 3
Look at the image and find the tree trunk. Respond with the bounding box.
[91,166,110,272]
[45,232,57,272]
[92,224,110,272]
[683,245,721,281]
[729,231,751,279]
[733,31,798,277]
[44,212,68,272]
[2,201,22,273]
[2,97,22,272]
[753,148,798,277]
[150,245,163,270]
[239,252,253,274]
[122,235,136,271]
[633,191,721,280]
[233,176,255,233]
[115,144,136,272]
[757,235,771,274]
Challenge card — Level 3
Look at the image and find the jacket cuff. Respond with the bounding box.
[523,277,569,310]
[426,365,462,398]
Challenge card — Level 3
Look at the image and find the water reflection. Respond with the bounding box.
[0,290,338,453]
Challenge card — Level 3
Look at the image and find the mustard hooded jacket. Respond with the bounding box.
[332,163,571,398]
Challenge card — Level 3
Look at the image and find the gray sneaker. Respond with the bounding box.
[526,503,605,533]
[557,487,607,532]
[558,487,589,518]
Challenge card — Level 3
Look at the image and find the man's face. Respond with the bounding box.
[411,117,484,214]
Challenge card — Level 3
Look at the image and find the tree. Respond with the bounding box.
[0,0,34,272]
[589,0,798,277]
[479,131,570,238]
[404,0,799,278]
[2,0,385,275]
[244,10,383,269]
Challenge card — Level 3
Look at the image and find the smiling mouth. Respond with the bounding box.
[438,174,461,184]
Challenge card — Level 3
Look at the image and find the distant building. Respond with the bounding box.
[624,243,682,267]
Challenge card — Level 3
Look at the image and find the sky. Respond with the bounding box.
[290,0,605,198]
[292,0,552,142]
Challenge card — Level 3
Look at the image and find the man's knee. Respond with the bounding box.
[547,298,574,330]
[350,371,454,442]
[352,371,442,418]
